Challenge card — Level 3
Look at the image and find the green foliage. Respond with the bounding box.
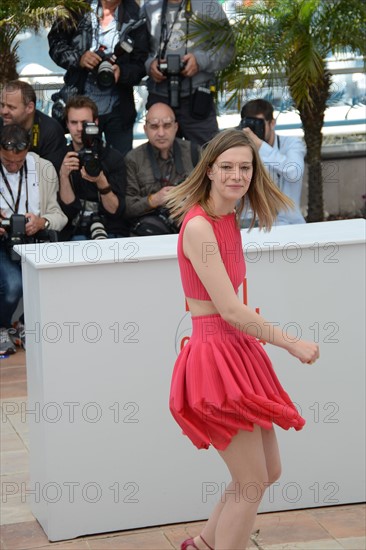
[0,0,90,83]
[192,0,366,221]
[0,0,88,30]
[194,0,365,106]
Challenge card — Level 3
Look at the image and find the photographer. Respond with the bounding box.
[240,99,306,226]
[124,103,199,235]
[0,80,67,172]
[58,96,128,240]
[143,0,235,146]
[48,0,149,156]
[0,124,67,355]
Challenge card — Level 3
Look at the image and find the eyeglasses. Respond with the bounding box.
[0,141,29,152]
[145,118,176,131]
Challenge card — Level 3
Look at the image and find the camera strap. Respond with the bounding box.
[93,0,125,51]
[275,134,282,188]
[0,160,29,215]
[159,0,187,60]
[147,140,184,185]
[31,123,40,148]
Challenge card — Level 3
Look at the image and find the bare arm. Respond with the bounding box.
[184,216,319,364]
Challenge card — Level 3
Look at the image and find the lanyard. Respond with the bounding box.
[147,141,184,185]
[32,123,40,148]
[276,134,282,189]
[0,160,28,214]
[90,0,123,52]
[159,0,189,60]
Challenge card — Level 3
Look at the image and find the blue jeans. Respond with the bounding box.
[0,245,23,328]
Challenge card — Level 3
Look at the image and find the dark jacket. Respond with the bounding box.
[31,110,67,172]
[58,144,129,239]
[124,138,199,218]
[48,0,149,128]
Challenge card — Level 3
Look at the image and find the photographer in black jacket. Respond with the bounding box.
[58,96,128,240]
[48,0,149,156]
[0,80,67,172]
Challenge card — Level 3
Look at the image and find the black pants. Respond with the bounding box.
[98,106,134,157]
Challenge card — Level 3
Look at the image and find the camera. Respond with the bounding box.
[94,46,116,89]
[94,18,146,88]
[158,55,186,108]
[239,117,265,140]
[88,213,108,240]
[78,122,103,177]
[75,211,108,239]
[156,207,179,233]
[131,207,179,236]
[1,214,28,261]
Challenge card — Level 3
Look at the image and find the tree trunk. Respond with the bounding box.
[296,71,331,222]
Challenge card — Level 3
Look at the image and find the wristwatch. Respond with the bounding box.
[44,219,50,230]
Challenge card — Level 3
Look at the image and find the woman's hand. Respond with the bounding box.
[286,340,320,364]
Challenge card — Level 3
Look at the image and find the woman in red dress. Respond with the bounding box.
[167,129,319,550]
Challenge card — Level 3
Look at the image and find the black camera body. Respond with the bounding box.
[158,55,186,109]
[131,207,179,237]
[239,117,265,140]
[94,18,145,88]
[1,213,28,241]
[78,122,103,177]
[1,214,29,261]
[158,54,185,77]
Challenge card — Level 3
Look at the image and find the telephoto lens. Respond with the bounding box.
[97,61,115,88]
[89,214,108,239]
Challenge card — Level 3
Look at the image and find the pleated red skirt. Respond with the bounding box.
[170,314,305,450]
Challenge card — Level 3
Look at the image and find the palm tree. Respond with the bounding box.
[0,0,89,85]
[197,0,366,221]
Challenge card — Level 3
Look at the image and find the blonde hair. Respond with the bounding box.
[167,129,294,230]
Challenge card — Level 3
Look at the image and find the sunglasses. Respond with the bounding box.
[0,141,29,152]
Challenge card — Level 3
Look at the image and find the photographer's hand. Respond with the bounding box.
[113,64,121,83]
[150,58,167,83]
[0,211,7,236]
[242,127,263,149]
[59,152,79,205]
[148,186,174,209]
[81,169,119,214]
[80,50,103,70]
[60,152,80,178]
[181,53,199,78]
[25,213,47,236]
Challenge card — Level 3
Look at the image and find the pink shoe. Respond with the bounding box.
[181,535,214,550]
[181,539,199,550]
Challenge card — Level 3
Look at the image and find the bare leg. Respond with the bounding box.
[187,485,234,549]
[260,426,282,484]
[192,426,281,550]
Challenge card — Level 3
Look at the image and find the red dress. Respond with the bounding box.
[169,205,305,450]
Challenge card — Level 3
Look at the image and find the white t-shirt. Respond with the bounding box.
[0,153,40,219]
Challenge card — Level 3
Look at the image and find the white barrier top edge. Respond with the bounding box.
[14,218,366,269]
